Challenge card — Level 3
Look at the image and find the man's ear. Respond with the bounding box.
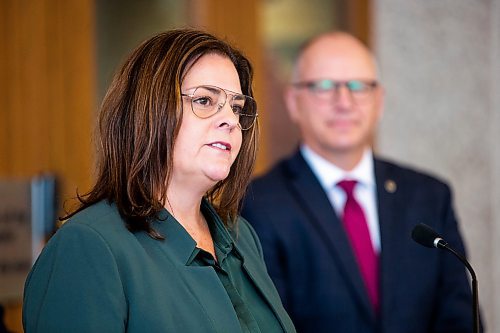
[284,86,299,123]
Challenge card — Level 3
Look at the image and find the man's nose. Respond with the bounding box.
[334,85,353,108]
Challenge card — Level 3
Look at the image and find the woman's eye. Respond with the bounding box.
[193,96,213,107]
[231,104,244,114]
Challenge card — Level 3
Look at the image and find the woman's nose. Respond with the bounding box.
[216,102,239,130]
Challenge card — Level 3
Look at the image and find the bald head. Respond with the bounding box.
[285,31,384,170]
[292,32,378,83]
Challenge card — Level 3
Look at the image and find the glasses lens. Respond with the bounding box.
[346,80,367,92]
[230,95,257,130]
[316,80,336,92]
[304,80,336,94]
[188,86,257,130]
[346,80,376,102]
[190,86,224,118]
[297,80,376,104]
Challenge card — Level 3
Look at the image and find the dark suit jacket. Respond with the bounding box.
[23,200,296,333]
[241,150,477,333]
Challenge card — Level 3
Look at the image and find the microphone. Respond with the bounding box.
[411,223,448,249]
[411,223,480,333]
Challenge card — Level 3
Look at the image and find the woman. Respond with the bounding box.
[23,29,296,333]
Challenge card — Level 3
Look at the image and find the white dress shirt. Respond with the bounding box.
[300,145,381,253]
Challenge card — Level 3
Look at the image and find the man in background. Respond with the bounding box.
[242,32,478,332]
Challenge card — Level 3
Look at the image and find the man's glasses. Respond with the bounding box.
[293,79,378,103]
[181,85,258,130]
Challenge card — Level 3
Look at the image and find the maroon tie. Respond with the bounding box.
[337,180,379,312]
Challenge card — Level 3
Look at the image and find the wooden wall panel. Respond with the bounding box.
[0,0,95,200]
[339,0,372,46]
[0,1,9,173]
[0,1,96,331]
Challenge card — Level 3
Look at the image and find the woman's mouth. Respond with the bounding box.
[208,142,231,151]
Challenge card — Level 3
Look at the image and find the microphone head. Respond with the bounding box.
[411,223,443,248]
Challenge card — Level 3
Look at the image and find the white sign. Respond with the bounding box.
[0,177,55,302]
[0,180,33,302]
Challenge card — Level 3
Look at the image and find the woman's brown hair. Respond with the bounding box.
[65,29,258,239]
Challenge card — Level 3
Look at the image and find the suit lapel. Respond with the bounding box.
[374,159,408,324]
[285,151,375,322]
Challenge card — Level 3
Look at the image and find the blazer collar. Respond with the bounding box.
[239,240,294,332]
[150,207,197,265]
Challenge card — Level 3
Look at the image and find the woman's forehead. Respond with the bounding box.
[182,54,242,94]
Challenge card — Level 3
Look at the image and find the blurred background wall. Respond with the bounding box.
[374,1,500,331]
[1,0,498,331]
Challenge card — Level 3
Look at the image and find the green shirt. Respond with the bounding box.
[188,203,283,333]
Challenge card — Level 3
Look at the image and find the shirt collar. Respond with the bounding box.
[185,199,236,266]
[300,144,376,190]
[154,198,235,266]
[200,199,234,262]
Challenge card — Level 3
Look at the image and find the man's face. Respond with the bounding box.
[285,34,384,161]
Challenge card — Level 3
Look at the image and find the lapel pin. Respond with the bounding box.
[384,179,397,193]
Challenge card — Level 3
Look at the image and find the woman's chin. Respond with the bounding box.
[204,166,232,183]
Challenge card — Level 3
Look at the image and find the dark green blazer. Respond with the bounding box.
[23,200,296,333]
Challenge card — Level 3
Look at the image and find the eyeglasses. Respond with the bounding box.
[293,79,378,103]
[181,85,258,130]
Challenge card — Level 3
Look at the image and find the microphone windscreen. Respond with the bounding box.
[411,223,442,248]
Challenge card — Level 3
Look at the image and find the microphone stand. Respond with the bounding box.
[441,243,480,333]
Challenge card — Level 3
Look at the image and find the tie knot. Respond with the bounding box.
[337,179,357,196]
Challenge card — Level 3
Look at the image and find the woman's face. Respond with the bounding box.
[172,53,243,190]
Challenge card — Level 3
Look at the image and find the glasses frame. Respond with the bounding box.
[181,85,258,131]
[293,79,378,104]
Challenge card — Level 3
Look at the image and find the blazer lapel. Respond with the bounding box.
[374,159,408,324]
[203,200,295,332]
[240,252,295,333]
[285,151,375,322]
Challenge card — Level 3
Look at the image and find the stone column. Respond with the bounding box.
[373,1,499,330]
